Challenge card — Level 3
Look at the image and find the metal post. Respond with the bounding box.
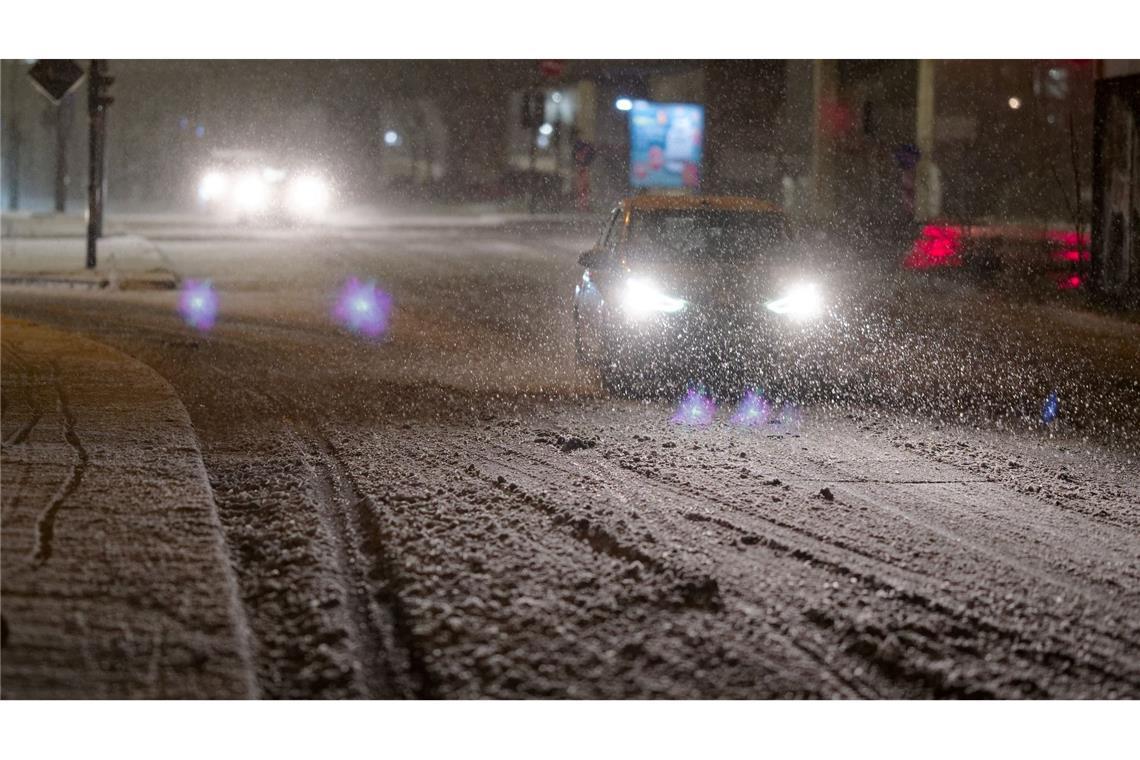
[85,60,107,269]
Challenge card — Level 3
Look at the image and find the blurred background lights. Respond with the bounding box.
[179,280,218,331]
[286,174,330,217]
[672,387,716,426]
[731,390,771,427]
[1042,390,1060,424]
[1008,97,1022,110]
[384,130,400,146]
[197,170,228,202]
[615,97,633,112]
[233,170,269,212]
[334,277,392,337]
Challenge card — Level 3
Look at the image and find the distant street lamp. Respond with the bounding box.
[384,130,399,146]
[1008,97,1022,110]
[615,97,633,112]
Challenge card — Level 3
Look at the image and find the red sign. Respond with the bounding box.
[539,60,565,79]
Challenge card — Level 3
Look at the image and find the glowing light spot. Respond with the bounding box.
[904,224,964,270]
[1041,390,1060,424]
[731,390,771,427]
[671,387,716,426]
[615,97,633,112]
[179,280,218,331]
[334,277,392,338]
[1008,97,1021,110]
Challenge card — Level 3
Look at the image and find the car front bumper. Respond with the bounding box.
[604,306,838,388]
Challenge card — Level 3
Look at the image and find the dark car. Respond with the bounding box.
[572,195,835,396]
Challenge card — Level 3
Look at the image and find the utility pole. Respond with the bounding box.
[915,59,940,221]
[86,60,114,270]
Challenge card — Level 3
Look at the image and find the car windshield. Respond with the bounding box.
[625,209,788,264]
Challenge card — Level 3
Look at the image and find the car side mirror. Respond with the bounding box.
[578,249,604,269]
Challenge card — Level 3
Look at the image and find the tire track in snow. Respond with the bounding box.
[584,425,1140,695]
[345,427,842,697]
[31,365,88,565]
[446,437,883,698]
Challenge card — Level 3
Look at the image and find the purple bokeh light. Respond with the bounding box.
[731,390,771,427]
[671,387,717,426]
[333,277,392,337]
[179,279,218,331]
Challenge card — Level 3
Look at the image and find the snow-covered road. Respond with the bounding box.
[3,215,1138,697]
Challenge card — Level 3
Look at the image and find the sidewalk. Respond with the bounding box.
[0,318,255,698]
[1,213,179,290]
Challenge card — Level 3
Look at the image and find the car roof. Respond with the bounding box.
[619,195,784,214]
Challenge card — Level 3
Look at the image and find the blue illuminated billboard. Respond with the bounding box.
[628,100,704,190]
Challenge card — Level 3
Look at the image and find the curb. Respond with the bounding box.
[0,318,255,698]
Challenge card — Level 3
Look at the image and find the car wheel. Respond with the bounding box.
[599,327,654,398]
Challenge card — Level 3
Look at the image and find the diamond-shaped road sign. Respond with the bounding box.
[28,59,85,103]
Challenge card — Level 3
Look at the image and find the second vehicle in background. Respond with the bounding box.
[196,149,333,224]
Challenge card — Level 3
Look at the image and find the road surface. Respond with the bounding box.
[3,215,1139,698]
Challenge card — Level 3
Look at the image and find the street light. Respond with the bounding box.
[615,97,633,112]
[384,130,399,146]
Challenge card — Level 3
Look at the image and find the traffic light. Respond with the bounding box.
[90,62,114,108]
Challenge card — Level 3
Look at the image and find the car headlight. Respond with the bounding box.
[287,174,330,217]
[198,171,228,202]
[233,171,269,212]
[765,282,823,320]
[620,277,686,318]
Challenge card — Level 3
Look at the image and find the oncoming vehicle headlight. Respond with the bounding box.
[765,282,824,320]
[198,170,228,202]
[233,171,269,213]
[620,277,686,319]
[287,174,330,217]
